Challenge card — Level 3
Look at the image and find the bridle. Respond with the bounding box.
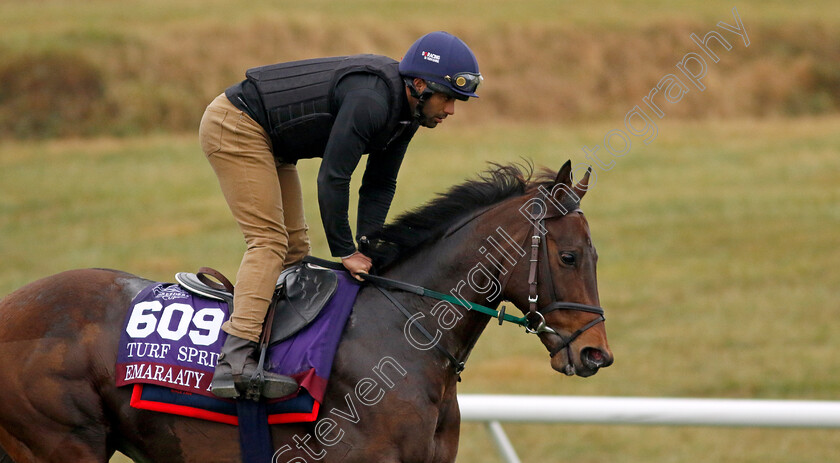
[507,199,606,374]
[355,190,606,376]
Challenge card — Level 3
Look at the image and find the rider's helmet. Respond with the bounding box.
[399,31,482,107]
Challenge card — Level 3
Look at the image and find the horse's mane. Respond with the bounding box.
[365,162,558,270]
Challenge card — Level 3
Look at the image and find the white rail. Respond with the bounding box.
[458,395,840,462]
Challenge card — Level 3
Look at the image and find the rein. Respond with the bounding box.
[304,189,607,376]
[348,193,605,376]
[358,272,530,376]
[360,273,531,327]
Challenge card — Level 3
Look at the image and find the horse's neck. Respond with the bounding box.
[382,229,502,363]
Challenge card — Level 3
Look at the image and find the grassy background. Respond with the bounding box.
[1,1,839,462]
[2,117,839,462]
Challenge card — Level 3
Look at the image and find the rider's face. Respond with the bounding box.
[410,79,457,128]
[419,91,456,128]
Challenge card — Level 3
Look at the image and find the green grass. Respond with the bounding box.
[2,117,839,462]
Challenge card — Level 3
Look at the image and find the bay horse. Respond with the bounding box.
[0,161,612,463]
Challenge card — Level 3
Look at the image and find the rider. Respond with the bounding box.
[199,31,482,399]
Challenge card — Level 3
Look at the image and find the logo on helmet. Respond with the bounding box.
[421,51,441,64]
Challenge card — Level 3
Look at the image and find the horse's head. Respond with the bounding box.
[501,161,613,377]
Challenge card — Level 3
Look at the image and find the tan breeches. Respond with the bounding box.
[198,93,310,342]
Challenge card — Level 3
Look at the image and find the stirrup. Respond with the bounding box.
[246,338,298,401]
[210,376,239,399]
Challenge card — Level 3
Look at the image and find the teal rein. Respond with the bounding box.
[302,256,534,375]
[301,255,531,327]
[359,273,529,328]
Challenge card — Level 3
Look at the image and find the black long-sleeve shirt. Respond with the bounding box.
[317,73,417,257]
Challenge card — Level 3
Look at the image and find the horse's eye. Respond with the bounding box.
[560,252,576,266]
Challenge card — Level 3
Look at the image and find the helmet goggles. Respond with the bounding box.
[445,72,483,94]
[425,72,483,100]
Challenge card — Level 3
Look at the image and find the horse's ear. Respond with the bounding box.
[554,160,573,187]
[572,166,592,200]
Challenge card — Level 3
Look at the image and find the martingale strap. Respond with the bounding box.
[302,256,525,374]
[372,285,465,375]
[360,272,534,376]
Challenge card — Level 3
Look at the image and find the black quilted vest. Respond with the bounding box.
[243,54,406,161]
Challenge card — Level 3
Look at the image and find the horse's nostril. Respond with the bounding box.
[582,347,610,368]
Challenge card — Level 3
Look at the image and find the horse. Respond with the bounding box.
[0,161,613,463]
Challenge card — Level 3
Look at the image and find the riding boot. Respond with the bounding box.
[210,334,298,400]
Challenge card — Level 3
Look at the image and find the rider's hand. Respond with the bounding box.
[341,251,372,281]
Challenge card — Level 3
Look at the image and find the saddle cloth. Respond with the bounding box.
[175,262,340,346]
[115,268,360,425]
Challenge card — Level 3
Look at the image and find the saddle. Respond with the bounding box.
[175,260,338,345]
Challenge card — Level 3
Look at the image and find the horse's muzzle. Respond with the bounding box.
[553,346,613,377]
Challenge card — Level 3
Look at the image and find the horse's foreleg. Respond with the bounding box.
[429,390,461,463]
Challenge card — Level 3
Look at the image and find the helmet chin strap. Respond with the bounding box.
[404,78,436,126]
